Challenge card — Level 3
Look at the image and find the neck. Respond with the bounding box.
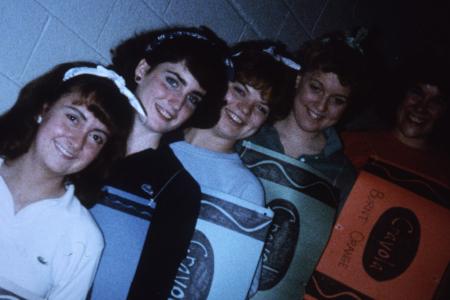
[184,127,236,153]
[392,128,428,150]
[126,117,162,155]
[274,113,326,157]
[0,155,66,213]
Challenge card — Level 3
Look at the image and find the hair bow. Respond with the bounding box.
[262,46,301,71]
[63,65,147,118]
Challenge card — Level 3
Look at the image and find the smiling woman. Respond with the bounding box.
[342,57,450,188]
[238,30,368,299]
[0,62,134,300]
[247,30,368,203]
[132,60,207,140]
[88,26,232,300]
[33,93,110,178]
[168,40,297,297]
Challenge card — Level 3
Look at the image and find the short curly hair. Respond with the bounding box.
[272,30,369,122]
[230,40,298,123]
[297,31,367,96]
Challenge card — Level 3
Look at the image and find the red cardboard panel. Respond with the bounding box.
[305,161,450,300]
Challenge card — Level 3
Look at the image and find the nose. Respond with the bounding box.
[237,100,251,115]
[316,96,328,112]
[69,130,86,151]
[411,98,429,113]
[415,103,426,113]
[168,92,185,111]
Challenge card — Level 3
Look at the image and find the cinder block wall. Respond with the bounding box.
[1,0,383,113]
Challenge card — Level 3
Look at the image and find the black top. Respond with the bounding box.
[96,144,201,300]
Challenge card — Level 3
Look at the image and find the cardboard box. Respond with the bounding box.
[305,160,450,300]
[170,187,273,299]
[240,141,339,299]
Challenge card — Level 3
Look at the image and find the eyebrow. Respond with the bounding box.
[65,105,87,121]
[310,78,323,86]
[242,83,270,104]
[409,86,425,95]
[167,70,205,97]
[241,83,251,94]
[191,91,205,98]
[65,105,110,136]
[167,70,186,86]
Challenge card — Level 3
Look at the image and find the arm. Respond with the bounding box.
[127,171,201,300]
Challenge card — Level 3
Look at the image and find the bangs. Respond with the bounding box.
[65,79,122,132]
[184,52,228,96]
[236,72,273,102]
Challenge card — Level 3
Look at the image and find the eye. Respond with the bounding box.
[406,88,423,102]
[66,113,78,124]
[187,94,202,106]
[233,85,246,97]
[409,87,422,96]
[333,97,348,106]
[166,76,179,88]
[309,82,322,93]
[89,132,107,146]
[429,97,446,111]
[256,104,269,115]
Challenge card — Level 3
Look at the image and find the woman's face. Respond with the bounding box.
[213,81,269,141]
[396,83,447,141]
[134,59,206,134]
[33,92,109,177]
[290,71,351,133]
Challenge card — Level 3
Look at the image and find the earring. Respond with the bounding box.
[135,75,141,82]
[36,115,43,124]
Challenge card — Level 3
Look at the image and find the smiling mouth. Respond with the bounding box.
[155,103,174,121]
[225,108,244,125]
[54,141,75,159]
[306,107,323,120]
[406,113,427,125]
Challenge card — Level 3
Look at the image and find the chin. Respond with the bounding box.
[298,121,324,133]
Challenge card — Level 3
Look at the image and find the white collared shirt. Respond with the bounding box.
[0,159,104,300]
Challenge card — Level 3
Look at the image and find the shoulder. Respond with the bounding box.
[64,196,104,252]
[242,176,265,206]
[169,140,191,153]
[169,140,207,163]
[229,163,265,205]
[156,144,187,171]
[154,147,201,207]
[244,124,281,151]
[172,167,201,196]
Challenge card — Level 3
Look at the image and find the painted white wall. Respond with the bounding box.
[0,0,378,113]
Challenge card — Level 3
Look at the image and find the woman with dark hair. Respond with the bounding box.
[238,31,367,299]
[171,40,296,202]
[168,41,297,297]
[342,57,450,187]
[0,62,134,299]
[89,26,232,300]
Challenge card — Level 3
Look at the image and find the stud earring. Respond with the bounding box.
[36,115,43,124]
[135,75,141,82]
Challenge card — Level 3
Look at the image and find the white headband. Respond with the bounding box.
[262,47,301,71]
[146,31,209,52]
[145,30,235,80]
[63,65,147,118]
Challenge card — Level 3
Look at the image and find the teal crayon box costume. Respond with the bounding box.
[239,141,339,299]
